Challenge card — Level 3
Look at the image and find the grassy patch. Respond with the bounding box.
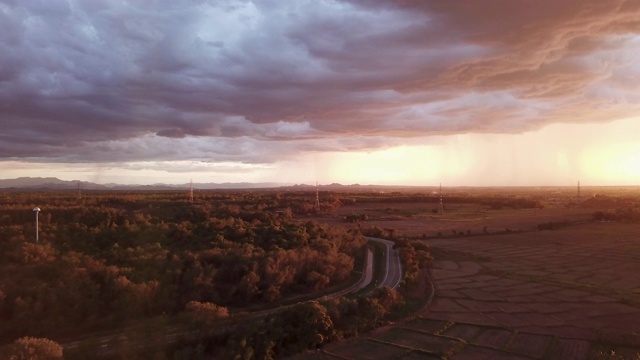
[428,247,492,262]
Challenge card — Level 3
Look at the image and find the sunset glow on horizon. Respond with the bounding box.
[2,1,640,187]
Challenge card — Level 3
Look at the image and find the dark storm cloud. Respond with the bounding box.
[1,0,639,163]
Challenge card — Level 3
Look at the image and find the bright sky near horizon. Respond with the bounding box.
[2,1,640,186]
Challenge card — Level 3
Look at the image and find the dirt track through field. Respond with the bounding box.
[306,222,640,359]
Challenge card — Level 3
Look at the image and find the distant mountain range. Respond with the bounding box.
[0,177,286,190]
[0,177,453,192]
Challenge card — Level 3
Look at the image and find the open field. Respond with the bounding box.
[312,185,634,238]
[320,204,594,238]
[307,221,640,359]
[303,187,640,359]
[318,223,640,359]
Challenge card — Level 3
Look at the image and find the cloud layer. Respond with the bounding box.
[1,0,640,164]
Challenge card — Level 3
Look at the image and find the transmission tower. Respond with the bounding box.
[315,182,320,208]
[189,179,194,202]
[577,180,581,202]
[438,183,444,215]
[77,181,82,202]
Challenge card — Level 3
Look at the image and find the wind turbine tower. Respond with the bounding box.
[438,183,444,215]
[33,207,41,243]
[315,182,320,208]
[189,179,194,202]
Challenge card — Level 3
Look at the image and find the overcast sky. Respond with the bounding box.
[2,0,640,186]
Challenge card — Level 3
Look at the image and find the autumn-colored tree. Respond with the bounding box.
[18,243,58,264]
[185,300,229,325]
[8,337,63,360]
[0,190,368,348]
[280,301,334,351]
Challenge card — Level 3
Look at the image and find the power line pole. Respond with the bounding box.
[33,207,41,243]
[315,182,320,208]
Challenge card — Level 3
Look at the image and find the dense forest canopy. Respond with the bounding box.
[0,190,366,343]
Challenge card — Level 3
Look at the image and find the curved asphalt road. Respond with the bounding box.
[366,237,403,289]
[357,248,374,291]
